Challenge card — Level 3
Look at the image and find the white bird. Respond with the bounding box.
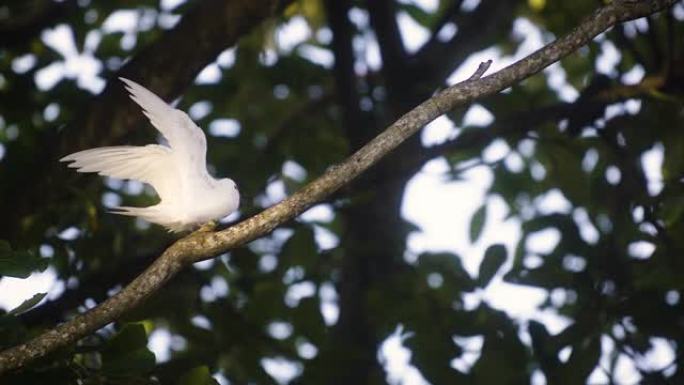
[61,77,240,232]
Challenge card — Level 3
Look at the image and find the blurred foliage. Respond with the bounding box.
[0,240,47,278]
[1,0,684,384]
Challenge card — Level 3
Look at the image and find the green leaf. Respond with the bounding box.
[406,330,466,382]
[9,292,47,315]
[101,347,156,375]
[477,244,507,287]
[280,226,318,269]
[101,323,155,375]
[469,204,488,244]
[400,4,434,27]
[563,336,601,382]
[178,366,220,385]
[292,296,326,344]
[471,321,529,384]
[102,323,149,355]
[418,252,476,293]
[0,240,47,278]
[0,313,27,348]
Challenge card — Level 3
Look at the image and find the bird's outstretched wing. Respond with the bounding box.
[118,77,208,176]
[60,145,177,200]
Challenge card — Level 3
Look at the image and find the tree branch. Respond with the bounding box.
[0,0,676,374]
[18,252,158,327]
[417,74,667,166]
[367,0,407,82]
[324,0,367,147]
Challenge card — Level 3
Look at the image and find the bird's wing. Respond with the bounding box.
[60,145,178,200]
[119,77,207,176]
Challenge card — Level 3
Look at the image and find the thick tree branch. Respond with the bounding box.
[325,0,367,147]
[0,0,675,374]
[313,2,406,382]
[367,0,407,84]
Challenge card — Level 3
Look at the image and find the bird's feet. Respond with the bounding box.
[193,220,217,234]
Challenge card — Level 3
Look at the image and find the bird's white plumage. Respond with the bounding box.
[61,78,240,232]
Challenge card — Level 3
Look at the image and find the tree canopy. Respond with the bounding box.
[1,0,683,384]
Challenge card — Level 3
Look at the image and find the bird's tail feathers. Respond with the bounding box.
[109,205,188,233]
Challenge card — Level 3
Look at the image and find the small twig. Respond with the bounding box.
[468,60,493,81]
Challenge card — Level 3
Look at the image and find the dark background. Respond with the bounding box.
[1,0,684,384]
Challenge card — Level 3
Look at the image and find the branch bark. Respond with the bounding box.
[0,0,675,374]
